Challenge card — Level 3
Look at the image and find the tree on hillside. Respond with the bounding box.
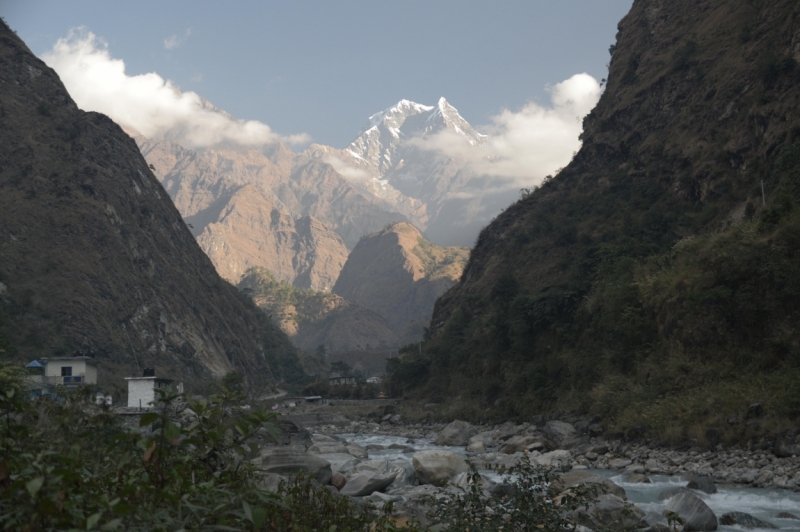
[330,360,352,376]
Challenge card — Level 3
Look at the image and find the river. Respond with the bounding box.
[338,432,800,530]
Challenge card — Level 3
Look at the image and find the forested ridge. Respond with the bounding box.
[389,0,800,444]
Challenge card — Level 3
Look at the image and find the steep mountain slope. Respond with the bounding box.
[194,184,347,290]
[136,135,409,252]
[0,21,303,385]
[333,223,469,343]
[391,0,800,440]
[237,268,399,354]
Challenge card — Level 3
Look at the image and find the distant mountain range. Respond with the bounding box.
[132,96,501,353]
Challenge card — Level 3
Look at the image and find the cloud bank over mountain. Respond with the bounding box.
[411,73,602,189]
[42,29,309,148]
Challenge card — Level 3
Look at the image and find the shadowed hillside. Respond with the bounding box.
[389,0,800,443]
[0,20,303,386]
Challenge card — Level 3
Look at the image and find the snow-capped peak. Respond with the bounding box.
[346,97,486,177]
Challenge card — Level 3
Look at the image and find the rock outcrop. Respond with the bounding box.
[333,222,468,342]
[0,20,300,383]
[194,184,348,289]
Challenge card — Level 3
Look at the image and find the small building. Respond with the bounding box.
[365,376,381,384]
[40,356,98,386]
[328,373,357,386]
[125,367,180,409]
[304,396,322,404]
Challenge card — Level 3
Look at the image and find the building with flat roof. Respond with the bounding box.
[125,368,182,409]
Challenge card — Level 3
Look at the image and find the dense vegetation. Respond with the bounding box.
[387,0,800,445]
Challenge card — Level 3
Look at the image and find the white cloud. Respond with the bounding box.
[164,28,191,50]
[42,28,309,148]
[411,73,601,190]
[322,155,372,183]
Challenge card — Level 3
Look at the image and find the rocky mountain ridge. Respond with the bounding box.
[333,223,469,343]
[0,20,302,385]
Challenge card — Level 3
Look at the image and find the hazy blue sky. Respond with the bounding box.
[3,1,633,148]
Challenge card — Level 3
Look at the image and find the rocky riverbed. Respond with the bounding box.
[248,409,800,530]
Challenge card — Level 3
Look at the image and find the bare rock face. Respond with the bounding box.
[195,184,348,290]
[136,138,408,252]
[0,20,299,383]
[333,223,468,342]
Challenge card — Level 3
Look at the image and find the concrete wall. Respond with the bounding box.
[127,379,155,408]
[85,364,97,384]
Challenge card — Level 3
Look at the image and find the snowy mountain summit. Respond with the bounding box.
[346,98,486,177]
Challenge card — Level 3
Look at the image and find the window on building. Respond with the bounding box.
[61,366,72,376]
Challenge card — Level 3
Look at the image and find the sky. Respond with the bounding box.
[2,1,633,150]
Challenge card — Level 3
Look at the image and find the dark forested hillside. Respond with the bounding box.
[0,20,303,386]
[390,0,800,442]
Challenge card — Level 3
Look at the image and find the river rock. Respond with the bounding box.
[610,458,633,469]
[272,419,312,448]
[664,492,718,531]
[348,459,390,478]
[316,453,360,473]
[469,431,495,446]
[573,494,646,530]
[499,435,543,454]
[719,512,776,529]
[308,442,349,454]
[346,442,369,459]
[412,450,468,486]
[466,441,485,452]
[534,449,572,468]
[543,420,578,448]
[435,420,478,446]
[626,473,651,483]
[340,472,397,497]
[256,448,332,484]
[643,511,671,532]
[557,470,627,499]
[331,473,347,490]
[387,459,417,487]
[687,474,717,494]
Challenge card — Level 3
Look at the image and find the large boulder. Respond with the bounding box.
[435,420,478,446]
[270,419,312,449]
[387,459,417,487]
[346,442,369,459]
[339,472,397,497]
[499,435,544,454]
[534,449,572,468]
[557,470,627,499]
[687,474,717,494]
[308,442,349,454]
[316,453,360,473]
[573,494,646,530]
[542,420,579,448]
[664,492,718,531]
[412,450,469,486]
[257,448,332,484]
[348,459,390,479]
[719,512,776,529]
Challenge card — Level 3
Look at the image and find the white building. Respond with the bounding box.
[39,356,98,386]
[125,368,181,409]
